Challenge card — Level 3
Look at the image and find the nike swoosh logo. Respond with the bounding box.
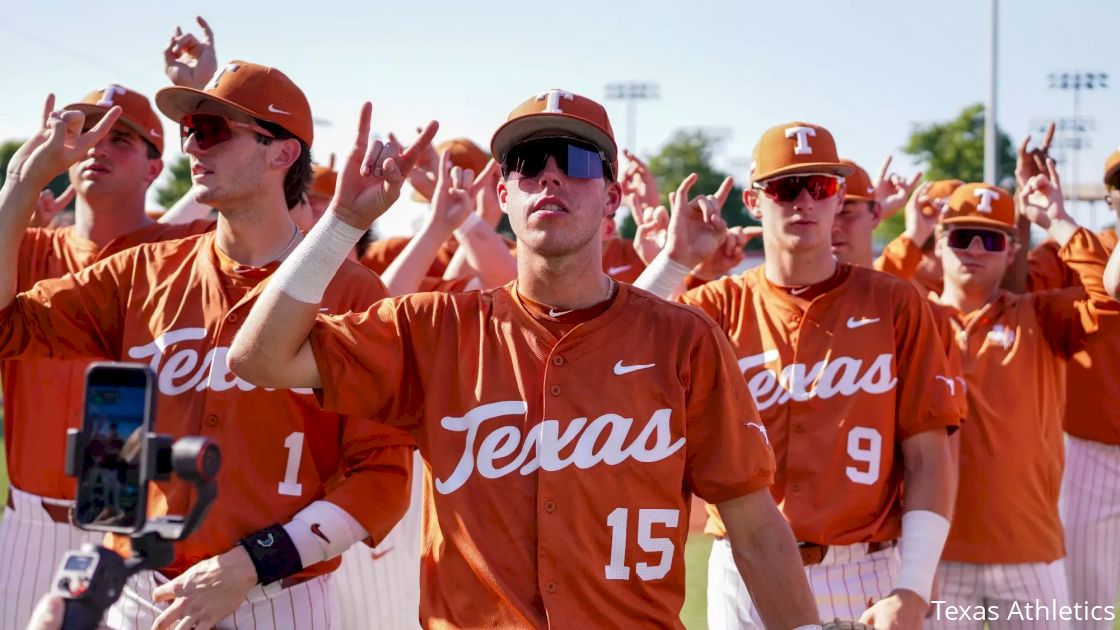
[614,360,655,375]
[310,523,331,544]
[319,307,331,313]
[268,104,292,115]
[607,265,632,275]
[548,308,573,317]
[789,286,810,295]
[846,316,880,329]
[150,129,162,138]
[370,546,394,560]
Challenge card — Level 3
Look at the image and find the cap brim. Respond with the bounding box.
[64,103,160,151]
[940,216,1016,233]
[154,86,262,126]
[844,194,876,202]
[756,162,855,181]
[491,113,617,166]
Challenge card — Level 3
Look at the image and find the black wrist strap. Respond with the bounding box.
[238,524,303,585]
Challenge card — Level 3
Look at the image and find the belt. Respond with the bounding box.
[798,540,896,566]
[6,492,73,524]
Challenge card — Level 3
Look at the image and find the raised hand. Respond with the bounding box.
[429,149,476,232]
[621,149,660,213]
[1018,158,1069,229]
[390,128,440,200]
[29,185,75,228]
[331,102,438,230]
[5,94,121,192]
[902,181,939,245]
[163,16,217,89]
[633,204,669,265]
[692,225,762,280]
[471,158,502,227]
[874,155,922,219]
[1016,122,1056,189]
[663,174,732,268]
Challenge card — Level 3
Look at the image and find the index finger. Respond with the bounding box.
[74,106,122,152]
[470,158,499,190]
[40,93,55,127]
[1040,121,1056,152]
[349,102,372,175]
[713,176,735,207]
[1018,134,1031,160]
[397,120,439,173]
[674,173,698,209]
[875,155,892,186]
[196,16,214,42]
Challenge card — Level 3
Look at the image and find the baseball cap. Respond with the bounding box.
[412,138,491,202]
[940,183,1015,232]
[920,179,964,216]
[155,60,313,145]
[840,159,875,202]
[750,122,853,182]
[309,154,337,199]
[490,89,617,176]
[1104,148,1120,184]
[65,85,164,155]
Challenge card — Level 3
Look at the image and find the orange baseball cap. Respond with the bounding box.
[155,60,313,145]
[65,85,164,155]
[490,89,617,176]
[1104,148,1120,184]
[750,122,852,182]
[309,154,337,199]
[920,179,964,216]
[940,183,1016,231]
[840,159,875,202]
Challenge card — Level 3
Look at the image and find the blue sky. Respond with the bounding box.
[2,0,1116,229]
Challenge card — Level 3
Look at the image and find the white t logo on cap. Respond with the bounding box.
[973,188,1000,213]
[96,85,127,107]
[207,63,241,90]
[785,126,816,155]
[536,89,575,113]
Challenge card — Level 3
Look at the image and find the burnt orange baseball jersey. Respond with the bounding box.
[601,236,646,283]
[3,220,214,500]
[874,233,943,296]
[359,235,457,277]
[939,228,1118,563]
[308,283,774,628]
[0,232,414,580]
[1026,227,1120,445]
[679,264,960,544]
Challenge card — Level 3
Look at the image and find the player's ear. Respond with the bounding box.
[603,180,622,219]
[271,138,302,171]
[743,188,763,221]
[145,158,164,186]
[869,201,882,228]
[497,179,510,215]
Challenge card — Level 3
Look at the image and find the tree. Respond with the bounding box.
[0,139,75,211]
[877,103,1016,239]
[620,129,758,243]
[156,155,193,209]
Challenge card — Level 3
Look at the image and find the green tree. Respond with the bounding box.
[156,155,193,209]
[877,103,1016,239]
[620,129,758,243]
[0,139,75,210]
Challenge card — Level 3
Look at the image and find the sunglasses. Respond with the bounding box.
[501,137,612,180]
[179,113,274,151]
[753,174,843,203]
[946,227,1009,252]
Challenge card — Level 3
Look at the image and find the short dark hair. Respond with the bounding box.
[254,119,312,210]
[145,142,160,160]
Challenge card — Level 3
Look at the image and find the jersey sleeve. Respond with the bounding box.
[678,275,738,335]
[874,234,923,280]
[683,321,776,504]
[308,296,424,429]
[1030,227,1120,357]
[324,419,417,544]
[892,284,960,439]
[1026,240,1068,292]
[0,248,131,361]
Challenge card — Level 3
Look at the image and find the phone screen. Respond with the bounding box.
[75,368,152,532]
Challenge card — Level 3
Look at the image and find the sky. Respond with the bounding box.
[2,0,1117,233]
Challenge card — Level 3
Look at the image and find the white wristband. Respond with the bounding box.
[895,509,951,603]
[273,210,365,304]
[452,211,485,241]
[282,500,368,568]
[633,250,692,299]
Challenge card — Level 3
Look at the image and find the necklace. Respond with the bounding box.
[271,223,301,263]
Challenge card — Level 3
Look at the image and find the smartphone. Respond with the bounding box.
[74,363,156,533]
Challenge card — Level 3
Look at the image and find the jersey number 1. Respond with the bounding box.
[278,432,304,496]
[605,508,679,581]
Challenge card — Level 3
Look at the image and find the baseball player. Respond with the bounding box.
[0,60,422,629]
[228,89,822,629]
[925,170,1117,629]
[874,179,963,297]
[0,85,214,630]
[634,122,960,628]
[1025,148,1120,629]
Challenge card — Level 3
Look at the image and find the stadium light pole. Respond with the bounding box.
[984,0,998,185]
[605,82,660,152]
[1048,70,1109,196]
